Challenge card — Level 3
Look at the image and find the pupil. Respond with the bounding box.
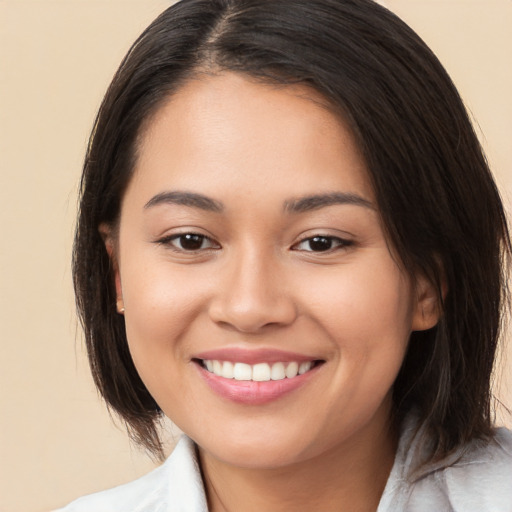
[309,236,332,251]
[181,234,203,250]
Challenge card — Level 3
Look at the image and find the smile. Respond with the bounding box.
[201,360,315,381]
[193,350,324,404]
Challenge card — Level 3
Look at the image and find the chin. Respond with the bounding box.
[207,442,310,470]
[189,421,324,470]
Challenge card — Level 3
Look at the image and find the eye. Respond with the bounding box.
[292,235,352,252]
[159,233,220,252]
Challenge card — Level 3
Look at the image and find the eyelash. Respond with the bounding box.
[156,233,353,254]
[291,235,353,253]
[156,233,220,252]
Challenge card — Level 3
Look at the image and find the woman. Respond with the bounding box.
[59,0,512,510]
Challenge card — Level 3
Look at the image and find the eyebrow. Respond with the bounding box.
[144,191,224,212]
[143,190,374,214]
[284,192,375,213]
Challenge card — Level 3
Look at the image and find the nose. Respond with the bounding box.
[208,249,297,333]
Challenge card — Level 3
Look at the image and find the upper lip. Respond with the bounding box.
[193,347,320,365]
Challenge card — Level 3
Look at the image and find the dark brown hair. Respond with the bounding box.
[73,0,510,463]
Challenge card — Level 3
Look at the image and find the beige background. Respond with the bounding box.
[1,1,510,511]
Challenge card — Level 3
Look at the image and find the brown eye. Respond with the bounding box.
[163,233,218,251]
[308,236,334,252]
[293,236,351,253]
[178,234,205,250]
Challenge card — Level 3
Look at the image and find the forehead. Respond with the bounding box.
[128,72,373,208]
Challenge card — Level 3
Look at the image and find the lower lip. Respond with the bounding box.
[195,362,320,405]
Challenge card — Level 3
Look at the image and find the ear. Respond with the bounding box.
[99,222,124,314]
[411,272,445,332]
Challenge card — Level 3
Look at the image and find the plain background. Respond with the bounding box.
[1,1,511,511]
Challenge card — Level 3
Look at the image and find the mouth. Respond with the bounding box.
[192,350,325,405]
[196,359,321,381]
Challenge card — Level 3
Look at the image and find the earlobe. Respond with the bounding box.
[116,298,125,314]
[99,222,124,314]
[411,273,444,332]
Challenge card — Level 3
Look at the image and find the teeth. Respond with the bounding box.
[213,360,223,375]
[203,360,314,381]
[299,361,312,374]
[285,361,299,378]
[222,361,234,379]
[252,363,271,382]
[271,362,285,380]
[233,362,252,381]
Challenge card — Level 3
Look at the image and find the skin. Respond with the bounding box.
[103,72,439,512]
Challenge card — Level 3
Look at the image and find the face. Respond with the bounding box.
[108,72,436,469]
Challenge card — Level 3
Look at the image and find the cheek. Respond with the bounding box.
[305,260,413,423]
[120,255,212,368]
[301,256,414,400]
[301,255,414,342]
[119,262,214,414]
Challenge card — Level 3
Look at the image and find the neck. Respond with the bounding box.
[198,411,398,512]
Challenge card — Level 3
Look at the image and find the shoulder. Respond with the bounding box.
[381,423,512,512]
[55,436,208,512]
[440,427,512,511]
[378,414,512,512]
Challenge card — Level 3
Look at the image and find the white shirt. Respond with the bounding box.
[57,418,512,511]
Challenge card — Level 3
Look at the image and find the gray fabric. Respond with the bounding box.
[378,419,512,511]
[56,437,208,512]
[57,418,512,512]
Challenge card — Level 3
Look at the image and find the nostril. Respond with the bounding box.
[208,295,298,333]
